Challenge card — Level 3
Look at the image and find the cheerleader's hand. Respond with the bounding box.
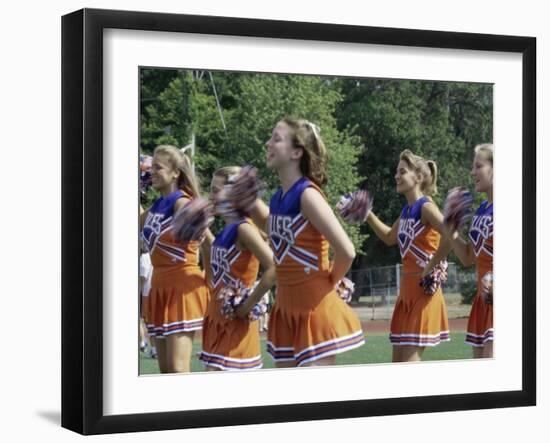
[420,266,429,279]
[419,260,448,295]
[234,300,253,319]
[335,277,355,303]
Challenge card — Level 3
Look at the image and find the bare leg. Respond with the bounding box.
[139,318,147,349]
[473,341,493,359]
[301,355,336,367]
[483,341,494,358]
[392,345,402,363]
[275,361,297,368]
[155,338,169,373]
[165,332,195,373]
[399,345,425,362]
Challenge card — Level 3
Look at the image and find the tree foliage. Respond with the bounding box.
[335,78,492,265]
[140,69,492,267]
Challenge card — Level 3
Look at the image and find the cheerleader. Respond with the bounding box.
[139,145,210,373]
[423,144,494,358]
[250,117,365,368]
[365,150,450,362]
[199,166,276,371]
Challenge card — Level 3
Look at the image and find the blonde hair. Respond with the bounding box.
[282,117,328,187]
[213,165,241,182]
[399,149,438,196]
[474,143,494,165]
[153,145,201,197]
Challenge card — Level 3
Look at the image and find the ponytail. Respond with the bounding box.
[154,145,201,197]
[399,149,438,196]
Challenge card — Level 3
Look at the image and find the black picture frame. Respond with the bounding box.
[61,8,536,435]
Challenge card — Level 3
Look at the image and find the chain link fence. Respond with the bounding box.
[349,262,474,320]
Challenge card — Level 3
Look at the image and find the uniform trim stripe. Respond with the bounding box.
[290,215,308,237]
[157,241,186,257]
[269,212,319,268]
[199,351,263,370]
[465,328,494,347]
[266,342,296,360]
[398,218,426,258]
[390,331,451,347]
[413,222,425,235]
[296,331,365,366]
[146,318,204,337]
[409,244,430,263]
[271,240,290,263]
[156,244,187,262]
[289,245,317,261]
[159,220,173,235]
[267,332,366,365]
[288,247,319,270]
[225,245,241,264]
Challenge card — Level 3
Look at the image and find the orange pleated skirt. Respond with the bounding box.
[390,273,450,347]
[199,299,262,371]
[267,275,365,366]
[146,265,210,338]
[465,293,493,347]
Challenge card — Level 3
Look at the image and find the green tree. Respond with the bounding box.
[140,70,367,252]
[335,78,492,266]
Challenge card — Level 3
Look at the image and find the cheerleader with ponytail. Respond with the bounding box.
[363,150,450,362]
[140,145,210,373]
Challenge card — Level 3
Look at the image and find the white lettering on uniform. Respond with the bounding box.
[211,246,231,272]
[269,215,294,243]
[471,215,491,239]
[144,212,163,235]
[398,218,416,241]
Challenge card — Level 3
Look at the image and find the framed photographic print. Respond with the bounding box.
[62,8,536,435]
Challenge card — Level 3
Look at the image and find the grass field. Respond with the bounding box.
[139,332,473,375]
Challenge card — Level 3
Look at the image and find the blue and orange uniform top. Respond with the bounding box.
[465,200,494,346]
[199,219,263,370]
[390,196,450,347]
[141,189,209,337]
[143,189,199,274]
[266,177,365,366]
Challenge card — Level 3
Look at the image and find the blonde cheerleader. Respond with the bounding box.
[140,145,209,373]
[365,150,450,362]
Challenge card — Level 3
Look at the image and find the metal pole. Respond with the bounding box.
[208,71,230,154]
[369,268,374,320]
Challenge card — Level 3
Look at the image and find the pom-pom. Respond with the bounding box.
[171,197,214,244]
[216,166,266,218]
[443,187,474,231]
[481,272,493,305]
[335,277,355,303]
[336,189,373,223]
[218,281,270,321]
[139,154,153,194]
[419,260,448,295]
